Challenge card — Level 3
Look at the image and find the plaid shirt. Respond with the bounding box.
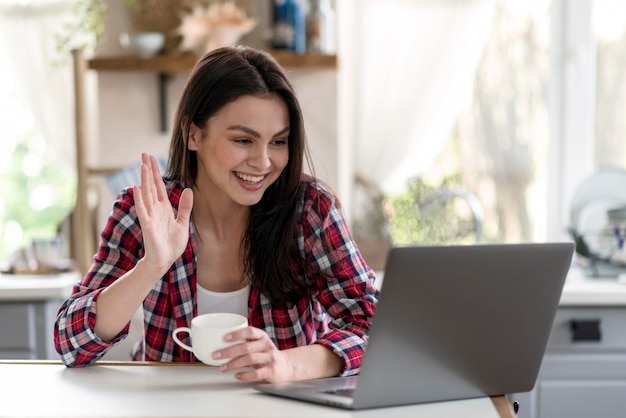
[54,178,378,376]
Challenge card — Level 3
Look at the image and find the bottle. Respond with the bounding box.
[306,0,336,54]
[272,0,306,54]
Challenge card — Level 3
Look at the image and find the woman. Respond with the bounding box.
[54,45,378,383]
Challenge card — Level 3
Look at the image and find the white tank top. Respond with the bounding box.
[196,282,250,318]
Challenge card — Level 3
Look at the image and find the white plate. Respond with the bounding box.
[570,168,626,266]
[570,168,626,230]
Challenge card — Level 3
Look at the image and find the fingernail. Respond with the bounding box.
[224,333,232,341]
[213,351,221,359]
[220,364,227,372]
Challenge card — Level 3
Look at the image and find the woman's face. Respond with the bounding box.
[188,94,290,207]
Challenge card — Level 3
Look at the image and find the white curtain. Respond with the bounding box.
[346,0,495,195]
[0,0,75,174]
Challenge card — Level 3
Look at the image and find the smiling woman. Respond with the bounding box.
[54,45,378,387]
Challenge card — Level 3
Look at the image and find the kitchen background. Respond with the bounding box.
[4,3,626,417]
[2,0,626,276]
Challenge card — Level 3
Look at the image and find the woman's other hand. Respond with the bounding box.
[214,326,343,383]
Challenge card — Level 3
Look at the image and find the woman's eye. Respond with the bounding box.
[234,138,252,144]
[272,139,288,146]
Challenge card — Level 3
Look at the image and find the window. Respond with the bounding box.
[378,1,551,245]
[348,0,626,254]
[0,56,74,270]
[593,0,626,168]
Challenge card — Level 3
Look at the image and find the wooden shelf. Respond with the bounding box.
[270,50,337,68]
[88,52,197,72]
[87,49,337,133]
[87,166,122,176]
[88,50,337,73]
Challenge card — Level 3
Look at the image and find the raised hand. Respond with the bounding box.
[133,153,193,275]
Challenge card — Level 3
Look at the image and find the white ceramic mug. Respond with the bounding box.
[172,313,248,366]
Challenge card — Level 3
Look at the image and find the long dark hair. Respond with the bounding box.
[166,45,313,303]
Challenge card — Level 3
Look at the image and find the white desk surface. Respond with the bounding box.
[0,361,512,418]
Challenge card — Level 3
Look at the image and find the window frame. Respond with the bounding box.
[549,0,596,241]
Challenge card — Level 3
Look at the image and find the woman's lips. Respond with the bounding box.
[234,171,267,191]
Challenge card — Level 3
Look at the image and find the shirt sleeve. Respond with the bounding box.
[299,181,379,376]
[54,188,142,367]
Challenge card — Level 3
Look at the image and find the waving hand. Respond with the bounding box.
[133,153,193,274]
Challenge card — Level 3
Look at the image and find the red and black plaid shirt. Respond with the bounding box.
[54,178,378,376]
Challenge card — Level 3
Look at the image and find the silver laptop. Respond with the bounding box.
[254,242,575,410]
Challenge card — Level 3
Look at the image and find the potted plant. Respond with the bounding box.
[55,0,138,58]
[55,0,256,59]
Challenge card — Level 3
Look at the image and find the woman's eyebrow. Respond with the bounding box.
[273,126,290,137]
[227,125,290,138]
[227,125,260,137]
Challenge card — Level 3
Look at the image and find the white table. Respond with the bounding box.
[0,361,515,417]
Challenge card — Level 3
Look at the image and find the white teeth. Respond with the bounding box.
[236,172,264,183]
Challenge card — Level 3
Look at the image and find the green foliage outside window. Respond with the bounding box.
[0,131,75,262]
[384,175,481,246]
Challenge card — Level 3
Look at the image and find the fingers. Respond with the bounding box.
[139,153,168,205]
[135,163,155,225]
[149,154,168,202]
[133,184,148,221]
[177,187,193,227]
[221,350,287,383]
[219,350,274,381]
[213,327,271,362]
[223,326,269,347]
[140,154,155,205]
[228,358,273,382]
[214,327,281,381]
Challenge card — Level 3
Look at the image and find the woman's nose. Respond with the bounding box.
[249,146,271,169]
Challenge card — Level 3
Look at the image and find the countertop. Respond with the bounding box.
[2,268,626,306]
[559,266,626,306]
[373,266,626,307]
[0,271,79,301]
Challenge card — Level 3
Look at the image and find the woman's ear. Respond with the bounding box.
[187,121,203,151]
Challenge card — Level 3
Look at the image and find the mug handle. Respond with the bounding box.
[172,327,193,352]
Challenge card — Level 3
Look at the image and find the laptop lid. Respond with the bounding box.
[255,242,575,410]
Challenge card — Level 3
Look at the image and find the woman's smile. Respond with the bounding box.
[234,171,268,192]
[235,172,265,184]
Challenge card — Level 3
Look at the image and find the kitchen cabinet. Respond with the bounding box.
[0,273,78,360]
[511,274,626,418]
[0,301,60,359]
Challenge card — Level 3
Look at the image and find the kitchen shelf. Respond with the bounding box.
[88,50,337,132]
[88,50,337,73]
